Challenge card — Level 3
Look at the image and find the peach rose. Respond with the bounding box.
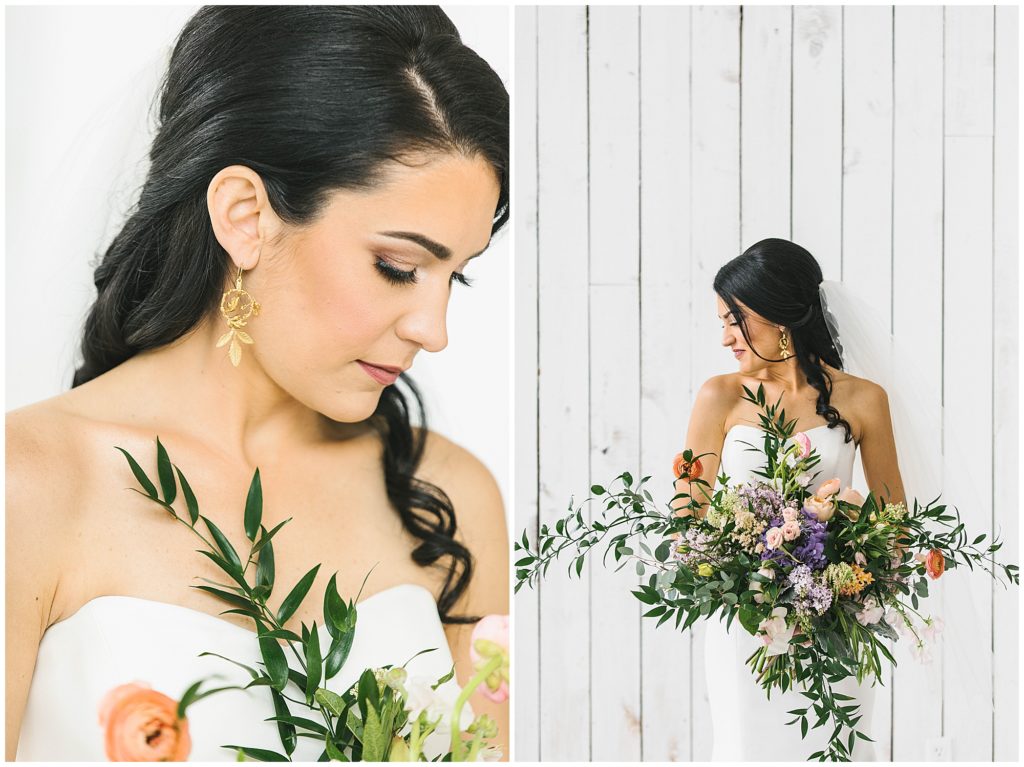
[765,527,784,550]
[781,520,801,541]
[672,453,703,482]
[925,549,946,580]
[98,682,191,761]
[792,432,812,459]
[837,487,865,507]
[817,478,841,498]
[803,495,835,522]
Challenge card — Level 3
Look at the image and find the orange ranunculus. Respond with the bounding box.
[99,682,191,761]
[925,549,946,580]
[672,453,703,482]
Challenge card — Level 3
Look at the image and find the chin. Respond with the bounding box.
[317,389,384,424]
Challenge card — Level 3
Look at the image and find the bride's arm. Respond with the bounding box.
[857,382,908,508]
[670,376,731,519]
[4,410,71,759]
[418,432,509,761]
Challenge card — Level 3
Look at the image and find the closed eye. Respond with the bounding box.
[374,258,417,285]
[451,272,473,287]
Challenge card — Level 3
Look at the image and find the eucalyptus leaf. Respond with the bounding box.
[244,468,263,542]
[174,465,200,525]
[253,518,292,556]
[155,437,178,505]
[114,446,158,499]
[270,688,297,757]
[278,564,321,625]
[202,516,243,571]
[258,628,290,692]
[256,533,276,596]
[222,745,290,761]
[305,622,322,704]
[324,629,354,680]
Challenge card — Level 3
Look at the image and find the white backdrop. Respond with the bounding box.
[515,5,1018,762]
[4,5,511,516]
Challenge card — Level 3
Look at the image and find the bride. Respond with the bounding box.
[6,6,509,760]
[674,238,906,761]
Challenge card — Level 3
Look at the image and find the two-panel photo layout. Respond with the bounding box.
[4,3,1019,764]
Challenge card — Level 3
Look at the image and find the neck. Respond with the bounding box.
[754,357,809,396]
[93,315,353,465]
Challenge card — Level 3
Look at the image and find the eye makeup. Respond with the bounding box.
[373,257,473,287]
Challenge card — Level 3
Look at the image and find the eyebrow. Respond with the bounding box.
[718,311,734,320]
[378,230,489,261]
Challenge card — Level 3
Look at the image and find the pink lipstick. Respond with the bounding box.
[357,360,402,386]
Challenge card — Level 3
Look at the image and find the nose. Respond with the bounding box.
[721,324,735,347]
[396,286,449,353]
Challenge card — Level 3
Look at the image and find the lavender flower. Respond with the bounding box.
[671,527,719,567]
[786,564,834,616]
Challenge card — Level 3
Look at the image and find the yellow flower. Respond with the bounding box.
[697,562,715,578]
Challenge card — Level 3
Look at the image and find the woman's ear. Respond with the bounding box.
[206,165,281,270]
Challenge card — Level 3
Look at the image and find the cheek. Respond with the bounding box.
[272,250,397,360]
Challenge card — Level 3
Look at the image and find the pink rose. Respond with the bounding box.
[803,495,835,522]
[817,478,841,498]
[782,507,799,524]
[98,683,191,762]
[470,614,509,703]
[792,432,812,459]
[781,520,801,541]
[765,527,784,550]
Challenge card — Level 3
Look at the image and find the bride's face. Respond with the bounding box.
[717,295,783,375]
[246,153,500,423]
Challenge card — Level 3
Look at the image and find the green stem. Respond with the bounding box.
[450,654,502,761]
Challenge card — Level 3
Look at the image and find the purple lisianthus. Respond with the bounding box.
[792,508,829,570]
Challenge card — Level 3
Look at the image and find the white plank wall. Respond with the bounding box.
[512,6,540,762]
[514,5,1018,761]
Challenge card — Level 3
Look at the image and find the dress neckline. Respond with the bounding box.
[44,583,438,642]
[725,422,833,441]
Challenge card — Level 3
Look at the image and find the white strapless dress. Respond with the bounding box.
[16,584,462,761]
[704,424,878,761]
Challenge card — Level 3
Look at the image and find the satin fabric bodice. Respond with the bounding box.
[16,584,460,761]
[704,423,877,761]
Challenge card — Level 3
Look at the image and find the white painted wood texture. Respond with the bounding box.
[515,5,1018,761]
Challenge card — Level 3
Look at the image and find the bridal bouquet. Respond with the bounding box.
[515,385,1017,761]
[109,441,507,762]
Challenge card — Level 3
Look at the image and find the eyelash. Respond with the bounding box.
[373,258,472,288]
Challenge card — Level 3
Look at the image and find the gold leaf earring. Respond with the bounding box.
[217,265,261,367]
[778,327,791,360]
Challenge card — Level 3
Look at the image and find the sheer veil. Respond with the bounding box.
[818,280,944,503]
[817,279,996,725]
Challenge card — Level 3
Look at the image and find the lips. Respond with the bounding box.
[357,361,403,386]
[732,349,745,358]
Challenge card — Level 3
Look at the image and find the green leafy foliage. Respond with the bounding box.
[115,440,490,762]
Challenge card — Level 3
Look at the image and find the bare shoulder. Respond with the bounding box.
[692,373,744,426]
[415,429,507,619]
[6,396,89,629]
[415,429,505,533]
[829,369,889,410]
